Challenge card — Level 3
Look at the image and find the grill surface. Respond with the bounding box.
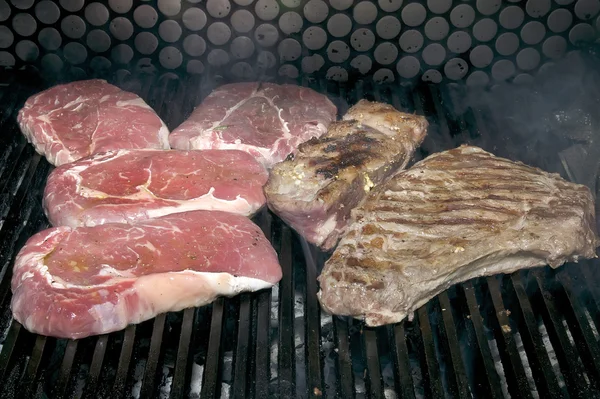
[0,70,600,399]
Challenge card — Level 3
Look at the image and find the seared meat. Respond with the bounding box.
[264,100,428,250]
[318,145,600,326]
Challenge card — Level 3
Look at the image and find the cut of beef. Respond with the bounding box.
[318,145,600,326]
[44,149,269,228]
[168,82,337,168]
[18,79,170,166]
[11,211,282,339]
[264,100,428,251]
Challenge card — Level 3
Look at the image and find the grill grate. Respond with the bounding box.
[0,71,599,399]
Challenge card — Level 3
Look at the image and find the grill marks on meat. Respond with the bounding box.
[43,149,269,228]
[18,80,170,166]
[318,145,600,326]
[168,82,337,168]
[264,100,428,251]
[11,211,282,339]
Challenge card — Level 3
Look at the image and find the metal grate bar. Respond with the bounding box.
[462,281,505,398]
[232,293,252,399]
[253,209,272,399]
[278,226,295,398]
[0,321,21,385]
[53,340,79,399]
[557,270,600,384]
[510,274,563,397]
[140,313,167,398]
[417,306,445,397]
[300,238,324,399]
[389,324,415,399]
[18,334,48,398]
[171,308,195,399]
[112,325,137,397]
[201,297,225,399]
[363,328,383,399]
[532,270,590,398]
[487,276,534,399]
[82,335,109,399]
[438,292,472,397]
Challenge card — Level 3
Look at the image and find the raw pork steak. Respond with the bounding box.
[11,211,282,339]
[265,100,428,250]
[168,82,337,168]
[318,145,600,326]
[44,149,269,228]
[18,79,170,166]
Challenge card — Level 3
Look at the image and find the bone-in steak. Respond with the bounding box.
[44,149,269,228]
[318,145,600,326]
[18,79,170,166]
[168,82,337,168]
[264,100,428,250]
[11,211,282,339]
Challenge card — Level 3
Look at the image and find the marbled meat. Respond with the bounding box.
[44,149,269,228]
[11,211,282,339]
[168,82,337,168]
[18,79,170,166]
[264,100,428,250]
[318,145,600,326]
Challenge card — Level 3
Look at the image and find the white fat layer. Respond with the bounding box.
[313,214,338,246]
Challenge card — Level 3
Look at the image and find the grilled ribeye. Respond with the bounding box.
[264,100,428,251]
[318,145,600,326]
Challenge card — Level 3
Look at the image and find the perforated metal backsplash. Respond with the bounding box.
[0,0,598,85]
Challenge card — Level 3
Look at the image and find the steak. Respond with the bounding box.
[318,145,600,326]
[18,79,170,166]
[44,149,269,228]
[264,100,428,251]
[11,211,282,339]
[168,82,337,168]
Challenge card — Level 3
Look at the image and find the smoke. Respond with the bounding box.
[447,44,600,192]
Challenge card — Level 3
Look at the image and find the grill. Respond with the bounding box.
[1,68,600,399]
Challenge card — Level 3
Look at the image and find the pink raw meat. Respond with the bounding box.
[44,149,269,228]
[11,211,282,339]
[168,82,337,168]
[18,79,170,166]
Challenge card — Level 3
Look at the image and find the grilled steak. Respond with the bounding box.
[318,145,600,326]
[18,80,170,166]
[264,100,428,251]
[168,82,337,168]
[11,211,281,339]
[44,149,268,228]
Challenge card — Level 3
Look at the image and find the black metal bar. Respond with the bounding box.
[486,276,534,399]
[171,308,195,399]
[389,323,415,399]
[363,328,383,399]
[18,334,47,398]
[300,239,324,399]
[417,306,445,398]
[201,298,225,399]
[232,294,252,399]
[278,226,295,398]
[0,321,22,384]
[511,274,563,397]
[53,340,78,399]
[83,335,109,399]
[558,269,600,385]
[254,289,271,399]
[532,270,590,398]
[462,281,505,398]
[438,292,471,397]
[112,325,136,397]
[140,313,167,398]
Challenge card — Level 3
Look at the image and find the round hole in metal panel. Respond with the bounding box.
[326,66,348,82]
[278,64,299,78]
[255,0,279,21]
[257,50,276,69]
[374,68,395,83]
[424,17,449,41]
[64,41,87,64]
[207,21,231,45]
[422,43,446,66]
[207,48,230,66]
[0,25,13,48]
[373,42,398,65]
[0,51,15,66]
[376,15,401,40]
[422,69,442,83]
[520,21,546,44]
[133,5,158,29]
[0,0,10,22]
[450,4,475,28]
[542,35,567,59]
[469,44,493,68]
[111,43,134,64]
[444,57,468,80]
[526,0,551,18]
[230,36,254,59]
[401,2,426,27]
[396,56,420,78]
[447,31,472,54]
[187,59,204,74]
[157,0,181,17]
[41,53,63,72]
[84,3,109,27]
[302,53,325,73]
[234,61,256,79]
[255,23,279,47]
[574,0,600,20]
[59,0,84,12]
[491,59,515,81]
[327,40,351,63]
[36,1,61,25]
[304,0,328,23]
[87,29,111,53]
[278,38,301,61]
[303,26,328,50]
[328,13,352,38]
[476,0,501,16]
[159,46,183,69]
[427,0,451,14]
[110,17,134,41]
[350,28,375,51]
[350,54,371,74]
[207,0,231,18]
[183,34,207,57]
[232,9,255,32]
[13,13,37,37]
[547,9,573,33]
[516,47,541,70]
[38,27,61,50]
[182,7,207,31]
[15,39,38,61]
[279,11,302,34]
[134,31,159,55]
[472,18,497,42]
[569,22,595,45]
[399,29,423,53]
[159,20,182,42]
[108,0,133,14]
[354,1,378,25]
